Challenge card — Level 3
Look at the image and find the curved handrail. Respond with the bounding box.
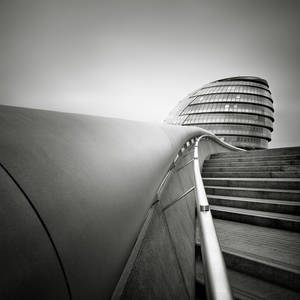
[197,134,246,152]
[193,135,241,300]
[166,133,243,300]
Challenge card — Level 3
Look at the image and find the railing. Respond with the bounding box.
[193,135,244,300]
[196,134,246,153]
[169,133,244,300]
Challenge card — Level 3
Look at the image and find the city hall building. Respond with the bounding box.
[165,76,274,149]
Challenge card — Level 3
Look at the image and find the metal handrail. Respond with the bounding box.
[193,135,240,300]
[166,133,244,300]
[197,134,246,153]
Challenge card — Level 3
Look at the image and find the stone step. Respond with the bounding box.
[203,171,300,178]
[208,154,300,164]
[207,195,300,215]
[203,159,300,168]
[202,165,300,173]
[205,185,300,201]
[197,147,300,298]
[203,178,300,190]
[211,147,300,159]
[210,205,300,232]
[196,259,300,300]
[196,219,300,292]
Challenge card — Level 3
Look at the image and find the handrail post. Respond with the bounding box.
[194,137,233,300]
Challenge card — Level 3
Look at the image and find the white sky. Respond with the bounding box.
[1,0,300,148]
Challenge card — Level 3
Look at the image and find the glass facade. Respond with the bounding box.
[183,102,273,119]
[195,85,272,98]
[164,76,274,149]
[191,93,273,109]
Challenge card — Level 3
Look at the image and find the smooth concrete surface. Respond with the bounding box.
[0,105,205,299]
[111,206,155,300]
[159,170,184,210]
[177,163,195,191]
[120,204,189,300]
[174,148,194,170]
[164,191,195,299]
[0,167,69,300]
[114,142,198,299]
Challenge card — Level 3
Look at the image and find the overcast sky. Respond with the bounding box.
[1,0,299,148]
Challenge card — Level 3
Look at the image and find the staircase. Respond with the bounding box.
[196,147,300,300]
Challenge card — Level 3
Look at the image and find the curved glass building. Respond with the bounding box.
[165,76,274,149]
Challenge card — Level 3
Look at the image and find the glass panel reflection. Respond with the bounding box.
[182,103,274,119]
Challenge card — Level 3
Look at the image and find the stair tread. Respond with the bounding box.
[209,154,300,162]
[202,171,300,178]
[211,147,300,158]
[205,185,300,194]
[215,219,300,271]
[207,194,300,206]
[197,148,300,297]
[210,205,300,221]
[203,178,300,189]
[197,219,300,272]
[204,164,300,168]
[203,166,300,171]
[203,170,300,174]
[203,177,300,182]
[196,259,300,300]
[204,159,300,166]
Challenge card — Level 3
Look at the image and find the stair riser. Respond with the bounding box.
[203,165,300,172]
[195,259,300,300]
[208,198,300,215]
[203,179,300,190]
[205,187,300,201]
[209,155,300,163]
[211,147,300,159]
[204,160,300,168]
[203,171,300,178]
[223,251,300,292]
[211,209,300,232]
[196,246,300,292]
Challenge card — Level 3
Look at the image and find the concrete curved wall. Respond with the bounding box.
[0,105,205,299]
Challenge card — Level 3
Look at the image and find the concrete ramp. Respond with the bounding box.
[0,105,204,299]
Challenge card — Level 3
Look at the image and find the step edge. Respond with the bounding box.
[210,205,300,221]
[195,243,300,274]
[205,185,300,193]
[207,195,300,206]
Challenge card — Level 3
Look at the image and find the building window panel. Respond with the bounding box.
[166,77,273,149]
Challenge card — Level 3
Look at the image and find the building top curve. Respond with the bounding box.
[213,76,269,87]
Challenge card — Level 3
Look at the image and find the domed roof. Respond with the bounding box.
[214,76,269,87]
